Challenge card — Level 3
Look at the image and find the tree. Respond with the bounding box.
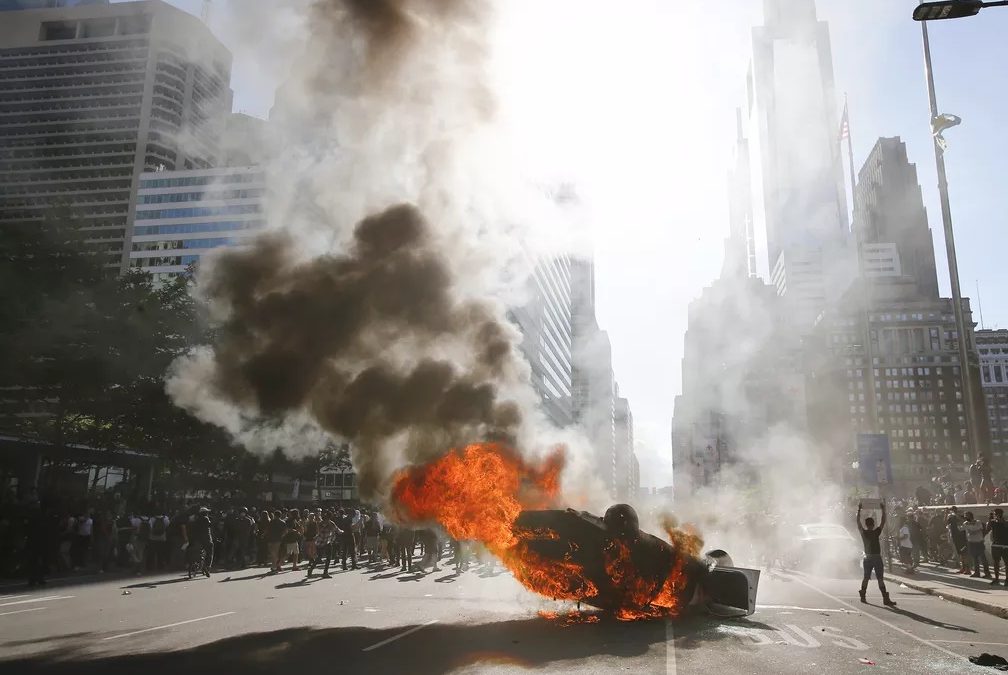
[0,213,247,493]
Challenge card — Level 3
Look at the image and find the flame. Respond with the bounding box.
[391,442,697,621]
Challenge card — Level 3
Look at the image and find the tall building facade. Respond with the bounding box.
[854,137,940,299]
[614,394,637,501]
[569,257,619,499]
[746,0,852,328]
[0,0,232,270]
[513,255,574,429]
[126,166,265,282]
[806,283,989,492]
[975,329,1008,473]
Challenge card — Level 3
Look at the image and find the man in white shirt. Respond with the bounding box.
[73,513,93,570]
[962,512,990,579]
[898,517,915,573]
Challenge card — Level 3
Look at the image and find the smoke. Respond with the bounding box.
[167,0,580,502]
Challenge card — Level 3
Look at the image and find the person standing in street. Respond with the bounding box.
[908,513,926,567]
[187,507,214,578]
[857,501,896,607]
[987,508,1007,586]
[338,509,358,570]
[947,507,970,574]
[898,516,915,573]
[147,512,168,571]
[266,510,286,573]
[72,510,92,570]
[962,511,990,579]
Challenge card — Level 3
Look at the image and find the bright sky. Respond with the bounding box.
[159,0,1008,488]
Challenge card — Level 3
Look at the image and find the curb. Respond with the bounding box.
[891,576,1008,620]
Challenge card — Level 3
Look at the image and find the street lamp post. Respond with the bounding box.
[919,18,986,465]
[913,0,1008,21]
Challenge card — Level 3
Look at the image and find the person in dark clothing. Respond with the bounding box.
[24,504,49,587]
[986,508,1007,586]
[417,529,441,573]
[337,510,358,570]
[382,522,398,567]
[908,513,926,567]
[857,501,896,607]
[266,511,287,573]
[947,507,970,574]
[397,527,415,572]
[186,507,214,578]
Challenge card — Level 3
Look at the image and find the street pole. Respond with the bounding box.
[920,19,983,464]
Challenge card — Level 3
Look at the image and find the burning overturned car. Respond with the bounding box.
[392,443,759,621]
[515,505,760,620]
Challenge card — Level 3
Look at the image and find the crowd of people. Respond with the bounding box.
[3,494,492,588]
[890,505,1007,585]
[911,458,1007,507]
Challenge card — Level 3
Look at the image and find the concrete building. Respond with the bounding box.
[975,329,1008,473]
[0,0,232,271]
[854,137,940,299]
[671,272,803,499]
[745,0,852,329]
[126,165,265,282]
[806,278,990,493]
[614,395,635,501]
[513,255,575,429]
[569,257,619,499]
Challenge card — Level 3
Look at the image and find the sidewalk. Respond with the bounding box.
[887,563,1008,620]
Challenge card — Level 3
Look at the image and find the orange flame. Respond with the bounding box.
[391,442,697,620]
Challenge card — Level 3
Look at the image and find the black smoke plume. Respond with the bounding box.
[171,204,527,497]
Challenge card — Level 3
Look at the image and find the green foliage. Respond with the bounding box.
[0,212,241,484]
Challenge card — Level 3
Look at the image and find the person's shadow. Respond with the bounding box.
[885,605,977,633]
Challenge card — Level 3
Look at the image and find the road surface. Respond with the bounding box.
[0,560,1004,673]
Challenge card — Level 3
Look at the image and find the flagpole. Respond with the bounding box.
[844,93,857,223]
[843,94,880,433]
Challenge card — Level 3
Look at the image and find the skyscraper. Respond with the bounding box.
[0,0,233,271]
[854,137,940,300]
[512,255,575,429]
[746,0,851,327]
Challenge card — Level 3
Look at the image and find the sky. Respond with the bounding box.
[156,0,1008,488]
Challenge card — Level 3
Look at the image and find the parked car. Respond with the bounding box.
[787,522,862,576]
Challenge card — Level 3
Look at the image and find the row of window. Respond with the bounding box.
[139,173,260,189]
[131,237,237,252]
[981,364,1008,384]
[129,254,199,268]
[134,204,260,220]
[138,188,262,205]
[132,219,264,236]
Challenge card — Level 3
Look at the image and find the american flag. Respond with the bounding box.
[839,101,850,142]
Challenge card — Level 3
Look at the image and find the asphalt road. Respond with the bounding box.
[1,559,1005,674]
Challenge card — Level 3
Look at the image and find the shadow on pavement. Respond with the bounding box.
[884,606,977,633]
[0,613,756,675]
[121,576,207,589]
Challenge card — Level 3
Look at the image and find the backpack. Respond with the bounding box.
[151,517,166,537]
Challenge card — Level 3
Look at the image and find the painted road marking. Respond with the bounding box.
[719,624,870,650]
[102,612,235,641]
[362,620,438,652]
[934,640,1008,647]
[790,575,962,660]
[665,621,676,675]
[0,595,73,607]
[0,607,47,617]
[758,604,860,613]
